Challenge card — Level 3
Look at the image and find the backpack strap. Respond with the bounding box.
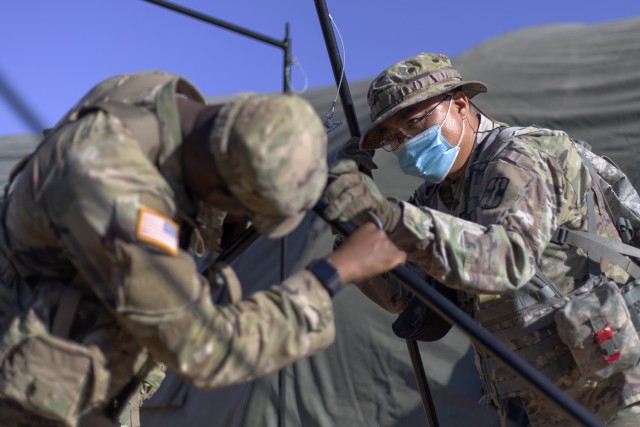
[552,147,640,279]
[572,140,639,244]
[80,100,162,161]
[553,226,640,279]
[472,125,532,166]
[468,126,521,198]
[477,129,640,280]
[585,189,603,277]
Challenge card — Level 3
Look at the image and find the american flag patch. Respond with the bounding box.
[136,208,179,256]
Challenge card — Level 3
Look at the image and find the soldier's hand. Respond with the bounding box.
[335,136,378,177]
[327,223,406,285]
[323,160,401,232]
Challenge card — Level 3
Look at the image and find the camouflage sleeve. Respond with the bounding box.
[368,133,583,296]
[45,112,335,389]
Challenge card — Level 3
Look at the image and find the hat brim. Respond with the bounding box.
[252,211,306,239]
[360,80,487,150]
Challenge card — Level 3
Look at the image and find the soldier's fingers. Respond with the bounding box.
[323,196,359,221]
[341,196,377,220]
[324,171,363,200]
[324,181,372,221]
[368,232,406,270]
[324,174,353,203]
[328,159,359,176]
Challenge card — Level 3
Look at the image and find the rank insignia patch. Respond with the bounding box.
[136,208,179,255]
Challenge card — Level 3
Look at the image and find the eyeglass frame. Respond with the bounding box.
[380,94,452,152]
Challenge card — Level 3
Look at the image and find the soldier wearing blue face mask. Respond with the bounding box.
[386,94,462,183]
[322,53,640,426]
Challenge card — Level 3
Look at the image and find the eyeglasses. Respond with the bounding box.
[381,95,449,152]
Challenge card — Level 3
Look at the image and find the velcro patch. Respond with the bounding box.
[136,208,179,256]
[479,177,510,209]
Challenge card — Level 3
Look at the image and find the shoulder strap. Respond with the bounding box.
[83,100,162,161]
[468,126,522,188]
[553,226,640,279]
[553,146,640,279]
[3,136,48,202]
[473,127,640,279]
[4,100,162,204]
[467,126,517,202]
[472,125,523,166]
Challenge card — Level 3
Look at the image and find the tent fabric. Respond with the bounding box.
[205,17,640,427]
[1,16,640,427]
[456,18,640,188]
[0,135,40,188]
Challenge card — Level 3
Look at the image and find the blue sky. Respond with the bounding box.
[2,0,640,136]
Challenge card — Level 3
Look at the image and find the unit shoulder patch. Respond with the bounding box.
[479,177,510,209]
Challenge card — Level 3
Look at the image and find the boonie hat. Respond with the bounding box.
[361,53,488,150]
[210,93,328,238]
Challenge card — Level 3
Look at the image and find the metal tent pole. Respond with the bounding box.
[313,0,439,423]
[313,204,604,427]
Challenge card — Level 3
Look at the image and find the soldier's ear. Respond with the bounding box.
[451,91,469,118]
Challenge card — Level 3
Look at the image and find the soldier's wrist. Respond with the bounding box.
[384,200,402,233]
[387,202,433,250]
[306,258,343,297]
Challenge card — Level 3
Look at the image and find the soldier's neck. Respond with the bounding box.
[177,97,221,140]
[179,98,225,201]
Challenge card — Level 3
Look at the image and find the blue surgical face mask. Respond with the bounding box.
[393,98,464,183]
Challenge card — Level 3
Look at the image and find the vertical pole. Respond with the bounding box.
[278,22,292,427]
[313,0,360,137]
[406,339,439,426]
[278,235,288,427]
[283,23,292,93]
[313,0,441,424]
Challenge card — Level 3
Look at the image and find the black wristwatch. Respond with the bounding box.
[306,258,342,297]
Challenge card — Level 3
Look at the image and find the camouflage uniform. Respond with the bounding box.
[0,72,334,426]
[341,53,640,426]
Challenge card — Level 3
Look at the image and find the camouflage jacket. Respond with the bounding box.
[354,113,640,425]
[0,72,334,421]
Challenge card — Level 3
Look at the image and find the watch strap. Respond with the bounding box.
[306,258,342,297]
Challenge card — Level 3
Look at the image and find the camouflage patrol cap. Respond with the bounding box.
[360,52,488,150]
[210,93,328,238]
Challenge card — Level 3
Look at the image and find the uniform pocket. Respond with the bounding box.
[555,277,640,381]
[0,308,110,426]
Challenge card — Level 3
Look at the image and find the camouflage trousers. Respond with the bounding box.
[606,402,640,427]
